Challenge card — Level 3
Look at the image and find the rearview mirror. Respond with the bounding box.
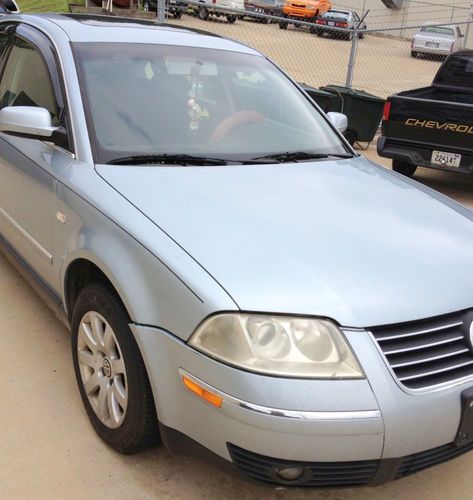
[0,106,61,141]
[327,112,348,133]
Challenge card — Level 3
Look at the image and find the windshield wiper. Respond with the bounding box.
[107,154,230,166]
[251,152,354,163]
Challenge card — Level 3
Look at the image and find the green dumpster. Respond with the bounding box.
[320,85,385,145]
[299,83,338,113]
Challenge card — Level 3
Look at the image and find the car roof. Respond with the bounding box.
[1,13,261,55]
[323,10,351,16]
[421,22,457,28]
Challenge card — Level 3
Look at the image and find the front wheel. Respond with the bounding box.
[279,21,288,29]
[71,284,160,454]
[392,159,417,177]
[173,10,183,18]
[411,50,418,58]
[226,14,236,23]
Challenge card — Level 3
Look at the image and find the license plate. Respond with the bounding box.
[328,21,335,26]
[426,42,439,48]
[431,150,461,168]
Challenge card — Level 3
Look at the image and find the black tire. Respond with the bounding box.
[226,14,236,23]
[71,283,160,454]
[346,31,353,41]
[143,0,151,11]
[197,5,209,20]
[173,10,182,18]
[392,159,417,177]
[279,21,288,29]
[411,50,418,58]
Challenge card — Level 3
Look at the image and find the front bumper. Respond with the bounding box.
[131,323,473,486]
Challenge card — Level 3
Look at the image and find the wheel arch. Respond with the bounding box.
[62,253,131,323]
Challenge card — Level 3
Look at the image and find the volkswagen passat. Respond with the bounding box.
[1,13,473,488]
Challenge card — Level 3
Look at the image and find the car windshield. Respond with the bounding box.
[421,26,454,35]
[73,42,348,165]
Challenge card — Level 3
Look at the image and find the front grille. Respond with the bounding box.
[227,443,379,487]
[371,309,473,390]
[396,441,473,478]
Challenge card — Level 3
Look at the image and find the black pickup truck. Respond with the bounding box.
[377,50,473,177]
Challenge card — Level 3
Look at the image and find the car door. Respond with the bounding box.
[0,23,74,293]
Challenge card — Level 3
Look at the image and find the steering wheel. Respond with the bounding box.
[210,110,266,143]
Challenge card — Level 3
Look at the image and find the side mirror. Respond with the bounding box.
[0,106,62,142]
[327,111,348,133]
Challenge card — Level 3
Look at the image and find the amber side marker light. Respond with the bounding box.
[182,374,223,408]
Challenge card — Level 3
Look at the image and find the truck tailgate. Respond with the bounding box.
[383,95,473,152]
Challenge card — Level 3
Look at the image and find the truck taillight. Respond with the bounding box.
[316,19,326,24]
[383,101,391,122]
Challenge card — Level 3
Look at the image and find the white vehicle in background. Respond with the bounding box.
[411,23,464,59]
[194,0,245,23]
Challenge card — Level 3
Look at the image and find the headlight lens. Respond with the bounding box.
[189,314,363,378]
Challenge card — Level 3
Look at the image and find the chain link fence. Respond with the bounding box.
[75,1,473,99]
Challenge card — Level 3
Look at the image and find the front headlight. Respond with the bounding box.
[189,314,363,378]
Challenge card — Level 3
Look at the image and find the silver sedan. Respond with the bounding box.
[1,13,473,488]
[411,23,464,58]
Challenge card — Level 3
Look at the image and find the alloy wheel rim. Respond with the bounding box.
[77,311,128,429]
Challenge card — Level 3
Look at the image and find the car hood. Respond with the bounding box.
[96,157,473,328]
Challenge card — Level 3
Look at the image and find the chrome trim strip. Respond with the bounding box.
[398,360,473,382]
[179,369,381,421]
[0,205,53,264]
[383,334,464,355]
[375,321,464,342]
[390,347,470,368]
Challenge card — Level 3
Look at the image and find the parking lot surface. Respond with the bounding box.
[1,143,473,499]
[172,14,446,97]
